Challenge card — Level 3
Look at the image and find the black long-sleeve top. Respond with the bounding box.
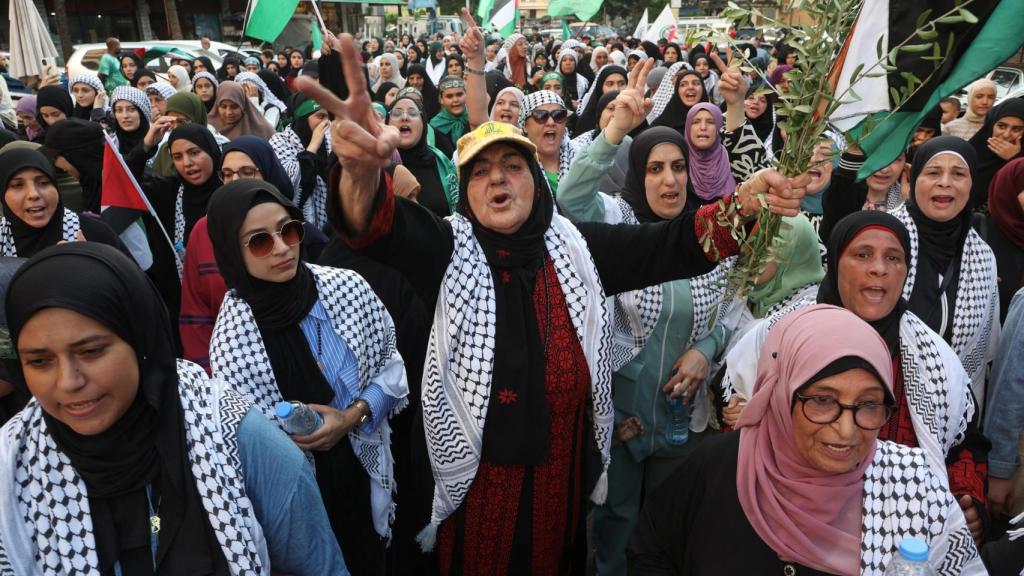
[332,170,731,314]
[628,432,836,576]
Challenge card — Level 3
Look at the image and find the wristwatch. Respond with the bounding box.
[350,398,372,426]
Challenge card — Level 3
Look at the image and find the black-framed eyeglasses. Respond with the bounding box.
[242,220,304,258]
[220,166,261,180]
[529,108,568,124]
[794,394,894,430]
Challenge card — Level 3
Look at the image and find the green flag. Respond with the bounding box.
[548,0,604,23]
[562,18,571,40]
[477,0,495,22]
[245,0,300,43]
[312,22,323,51]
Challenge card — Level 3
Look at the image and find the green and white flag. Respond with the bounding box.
[245,0,301,43]
[828,0,1024,179]
[548,0,604,23]
[479,0,517,37]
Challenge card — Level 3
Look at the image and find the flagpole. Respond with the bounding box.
[309,0,327,36]
[102,132,183,276]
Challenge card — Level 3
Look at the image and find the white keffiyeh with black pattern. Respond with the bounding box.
[209,264,407,540]
[416,212,614,551]
[269,126,333,231]
[893,205,1000,410]
[518,90,577,180]
[0,209,79,256]
[0,361,269,575]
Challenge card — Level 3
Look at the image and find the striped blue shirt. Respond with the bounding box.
[299,298,396,433]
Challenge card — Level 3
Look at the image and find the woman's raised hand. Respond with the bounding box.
[296,33,399,181]
[604,58,655,145]
[458,8,485,65]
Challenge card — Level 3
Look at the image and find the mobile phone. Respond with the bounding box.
[40,57,58,79]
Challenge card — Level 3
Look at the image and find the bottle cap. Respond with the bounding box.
[897,537,929,563]
[275,401,295,419]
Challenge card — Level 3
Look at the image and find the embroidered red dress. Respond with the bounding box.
[439,258,590,575]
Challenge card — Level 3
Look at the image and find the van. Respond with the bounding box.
[66,41,224,82]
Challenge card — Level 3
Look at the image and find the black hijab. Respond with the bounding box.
[652,70,709,133]
[390,94,448,217]
[168,124,223,242]
[289,93,330,205]
[0,148,67,257]
[905,136,977,337]
[206,180,332,405]
[968,97,1024,208]
[373,81,399,104]
[113,94,150,159]
[129,68,157,89]
[641,40,661,62]
[5,242,228,575]
[42,118,105,213]
[217,56,241,81]
[458,140,555,465]
[406,64,440,119]
[746,79,782,154]
[817,211,912,355]
[257,69,290,110]
[222,136,295,200]
[35,85,73,129]
[193,56,216,79]
[619,126,697,223]
[559,53,583,104]
[573,65,627,137]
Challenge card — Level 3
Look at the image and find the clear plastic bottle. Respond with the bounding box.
[883,537,936,576]
[275,401,323,436]
[664,376,689,446]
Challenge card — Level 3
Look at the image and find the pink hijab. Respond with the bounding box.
[735,304,894,575]
[207,81,275,141]
[684,102,736,201]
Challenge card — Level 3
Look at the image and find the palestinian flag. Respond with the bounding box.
[101,134,171,272]
[548,0,604,23]
[245,0,301,43]
[829,0,1024,179]
[479,0,518,37]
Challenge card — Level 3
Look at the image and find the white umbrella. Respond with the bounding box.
[8,0,58,81]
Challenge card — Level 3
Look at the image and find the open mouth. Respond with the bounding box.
[808,168,823,179]
[860,286,887,303]
[823,442,854,457]
[24,205,47,219]
[499,112,514,123]
[660,191,680,202]
[542,129,558,144]
[931,194,955,208]
[398,125,412,136]
[63,397,102,416]
[490,192,512,207]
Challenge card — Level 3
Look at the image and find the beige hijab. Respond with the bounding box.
[207,81,275,141]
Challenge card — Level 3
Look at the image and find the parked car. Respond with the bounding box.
[66,41,224,83]
[951,66,1024,111]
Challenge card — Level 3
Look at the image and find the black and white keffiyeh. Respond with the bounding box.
[269,126,332,230]
[145,82,177,102]
[110,86,152,122]
[209,264,407,540]
[647,62,688,124]
[518,90,577,180]
[69,74,105,96]
[0,361,269,575]
[893,205,1000,409]
[897,311,974,478]
[0,208,79,256]
[859,440,985,575]
[416,212,614,550]
[234,72,288,113]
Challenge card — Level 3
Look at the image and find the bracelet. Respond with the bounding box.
[464,64,486,76]
[350,398,372,425]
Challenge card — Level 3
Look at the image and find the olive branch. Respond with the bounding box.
[700,0,979,297]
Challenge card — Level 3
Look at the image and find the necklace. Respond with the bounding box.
[147,487,162,535]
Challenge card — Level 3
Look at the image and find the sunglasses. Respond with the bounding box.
[529,108,568,124]
[243,220,304,258]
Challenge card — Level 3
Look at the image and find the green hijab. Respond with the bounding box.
[746,214,825,318]
[153,93,211,176]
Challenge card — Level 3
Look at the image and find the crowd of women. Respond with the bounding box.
[0,8,1021,575]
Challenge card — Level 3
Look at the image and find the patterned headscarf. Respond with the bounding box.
[145,82,177,102]
[110,86,152,122]
[68,74,105,96]
[234,71,288,112]
[518,90,575,179]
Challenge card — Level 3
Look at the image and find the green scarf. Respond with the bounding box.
[746,214,825,318]
[545,170,559,197]
[429,145,459,212]
[429,108,469,143]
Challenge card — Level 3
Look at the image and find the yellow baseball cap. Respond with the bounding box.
[455,121,538,168]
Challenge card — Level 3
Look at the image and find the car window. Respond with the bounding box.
[990,69,1021,90]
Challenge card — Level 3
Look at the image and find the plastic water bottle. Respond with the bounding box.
[275,401,323,436]
[664,371,689,446]
[883,538,936,576]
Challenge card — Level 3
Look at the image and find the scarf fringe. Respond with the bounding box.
[590,466,609,504]
[416,521,439,552]
[1010,511,1024,541]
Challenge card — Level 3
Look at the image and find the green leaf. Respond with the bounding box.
[850,62,864,83]
[959,8,978,24]
[935,14,964,24]
[900,43,931,53]
[864,71,887,78]
[888,46,900,65]
[875,32,885,59]
[889,86,901,104]
[918,28,938,41]
[915,8,933,29]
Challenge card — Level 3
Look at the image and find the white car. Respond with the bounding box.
[66,41,225,82]
[951,66,1024,111]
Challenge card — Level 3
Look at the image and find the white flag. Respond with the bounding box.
[644,4,678,43]
[632,8,649,39]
